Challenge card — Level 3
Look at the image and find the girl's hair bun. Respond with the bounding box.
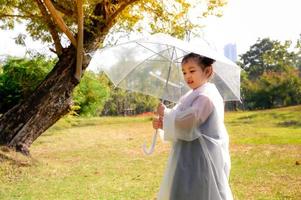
[182,52,215,68]
[201,56,215,66]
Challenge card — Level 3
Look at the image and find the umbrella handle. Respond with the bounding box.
[142,129,158,155]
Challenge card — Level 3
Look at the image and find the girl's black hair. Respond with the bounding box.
[181,53,215,69]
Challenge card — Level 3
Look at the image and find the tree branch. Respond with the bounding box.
[106,0,139,28]
[42,0,77,47]
[51,1,75,17]
[83,0,139,53]
[35,0,63,55]
[75,0,84,81]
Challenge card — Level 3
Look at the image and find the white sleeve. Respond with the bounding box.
[163,95,213,141]
[161,107,177,142]
[175,95,213,128]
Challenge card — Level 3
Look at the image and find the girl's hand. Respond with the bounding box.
[157,103,166,117]
[152,116,163,129]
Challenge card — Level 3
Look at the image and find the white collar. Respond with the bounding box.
[192,82,211,93]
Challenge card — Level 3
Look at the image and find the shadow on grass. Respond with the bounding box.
[228,110,301,128]
[0,146,34,167]
[277,120,301,128]
[227,114,259,125]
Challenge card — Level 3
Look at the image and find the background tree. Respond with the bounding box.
[296,34,301,75]
[72,71,110,117]
[0,55,55,113]
[240,38,298,80]
[0,0,226,155]
[239,38,301,109]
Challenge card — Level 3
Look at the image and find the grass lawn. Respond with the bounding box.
[0,105,300,200]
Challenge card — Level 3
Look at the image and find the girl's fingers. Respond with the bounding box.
[152,119,159,129]
[152,118,163,129]
[156,103,165,117]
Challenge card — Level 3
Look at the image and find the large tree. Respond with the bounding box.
[239,38,301,109]
[0,0,225,155]
[239,38,299,80]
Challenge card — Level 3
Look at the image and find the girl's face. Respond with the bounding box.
[182,59,210,90]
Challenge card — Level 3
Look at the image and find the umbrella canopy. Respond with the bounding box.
[88,33,241,103]
[88,33,242,155]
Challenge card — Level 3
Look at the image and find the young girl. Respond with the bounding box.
[153,53,233,200]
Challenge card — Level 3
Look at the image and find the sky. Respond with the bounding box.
[1,0,301,59]
[201,0,301,55]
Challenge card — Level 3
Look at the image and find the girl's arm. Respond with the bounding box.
[175,95,213,129]
[163,95,213,141]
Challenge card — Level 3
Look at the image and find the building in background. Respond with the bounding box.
[224,43,237,62]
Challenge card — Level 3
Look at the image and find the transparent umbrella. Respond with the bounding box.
[88,33,241,154]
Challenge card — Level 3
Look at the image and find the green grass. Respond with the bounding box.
[1,106,301,200]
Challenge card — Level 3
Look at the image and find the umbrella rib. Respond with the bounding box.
[136,42,176,63]
[174,48,184,97]
[117,85,178,103]
[114,55,154,87]
[211,69,240,101]
[115,45,176,87]
[149,72,182,88]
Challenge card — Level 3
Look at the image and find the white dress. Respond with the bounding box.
[157,82,233,200]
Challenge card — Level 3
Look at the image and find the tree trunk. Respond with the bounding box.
[0,47,87,155]
[0,0,138,156]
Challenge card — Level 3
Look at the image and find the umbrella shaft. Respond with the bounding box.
[162,47,175,102]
